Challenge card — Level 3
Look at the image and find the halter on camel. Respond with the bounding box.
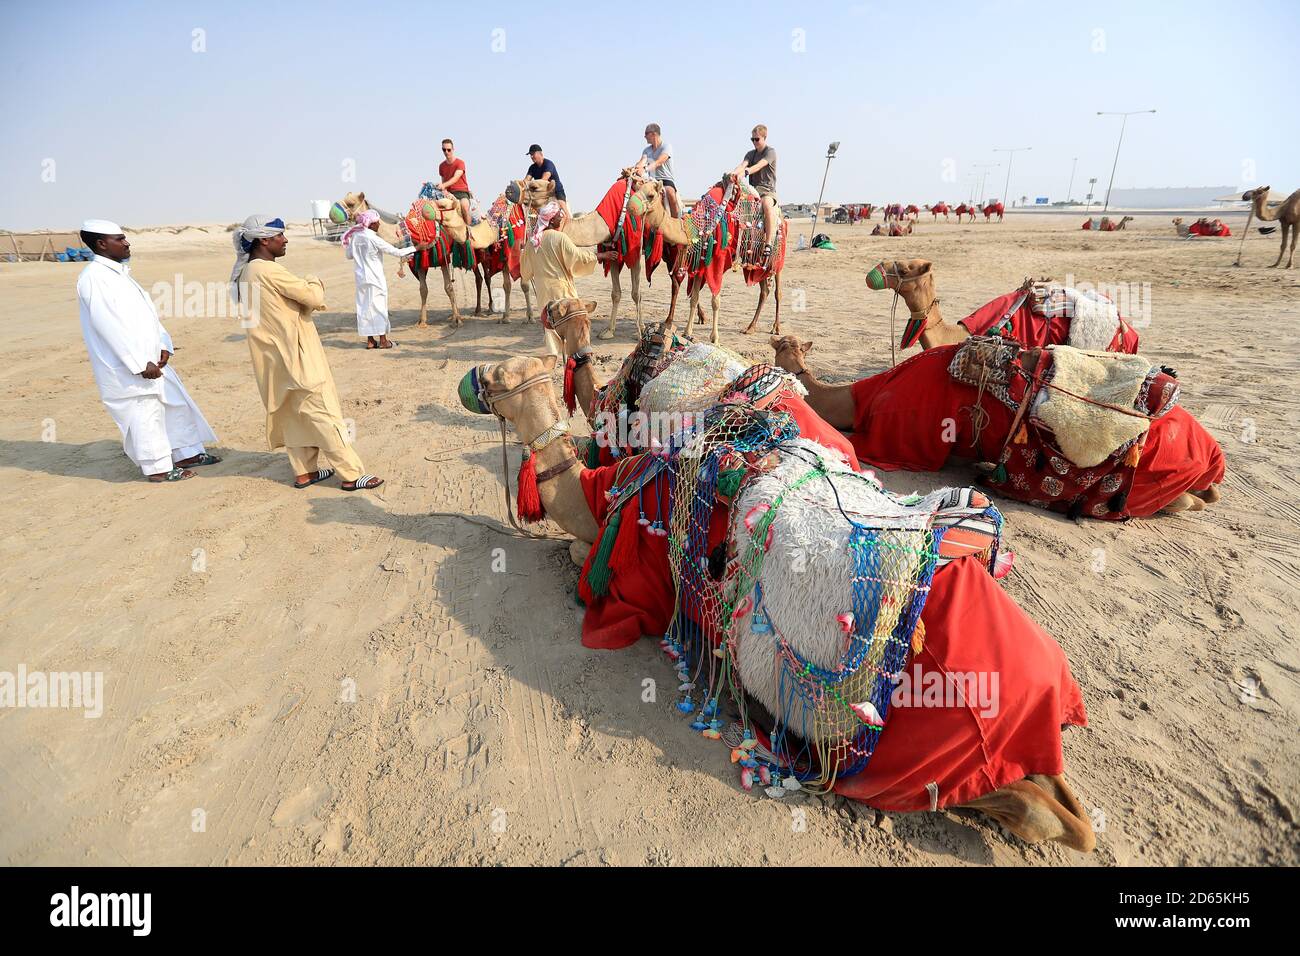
[540,300,592,415]
[865,261,942,365]
[459,363,577,539]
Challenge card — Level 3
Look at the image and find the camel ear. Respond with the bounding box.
[540,353,559,372]
[768,336,782,349]
[802,340,814,354]
[585,299,598,315]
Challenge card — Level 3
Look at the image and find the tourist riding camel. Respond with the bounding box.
[1242,185,1299,268]
[769,333,1223,519]
[334,190,532,326]
[457,346,1095,851]
[865,259,1140,353]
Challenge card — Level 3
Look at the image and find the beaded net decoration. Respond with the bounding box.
[733,197,786,269]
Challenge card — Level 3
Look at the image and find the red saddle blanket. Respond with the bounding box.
[846,345,1224,518]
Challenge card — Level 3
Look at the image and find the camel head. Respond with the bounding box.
[865,259,938,348]
[520,176,558,211]
[332,191,369,224]
[769,336,813,375]
[1243,185,1271,203]
[1172,217,1183,226]
[542,297,598,360]
[457,353,560,424]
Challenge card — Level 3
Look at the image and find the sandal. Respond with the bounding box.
[148,467,195,483]
[182,453,222,467]
[365,337,377,349]
[341,474,384,492]
[377,340,396,349]
[293,468,336,489]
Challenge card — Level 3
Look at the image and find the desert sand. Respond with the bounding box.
[1,211,1296,866]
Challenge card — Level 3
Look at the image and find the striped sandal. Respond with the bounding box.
[341,474,384,492]
[293,468,336,489]
[148,466,195,483]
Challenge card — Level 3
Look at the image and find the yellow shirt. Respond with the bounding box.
[520,230,597,307]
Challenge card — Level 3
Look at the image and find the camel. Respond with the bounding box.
[927,202,952,221]
[1243,185,1300,268]
[864,258,1139,354]
[982,201,1005,222]
[336,191,531,327]
[1172,217,1191,238]
[883,203,905,223]
[511,172,670,340]
[540,297,601,421]
[467,350,1095,851]
[1082,216,1134,232]
[769,335,1221,517]
[953,203,977,223]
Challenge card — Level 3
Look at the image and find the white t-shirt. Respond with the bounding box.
[641,141,676,184]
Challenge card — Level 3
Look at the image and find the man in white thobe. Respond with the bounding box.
[341,210,415,349]
[76,219,219,482]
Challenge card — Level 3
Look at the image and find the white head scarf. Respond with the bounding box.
[529,202,562,248]
[229,214,286,303]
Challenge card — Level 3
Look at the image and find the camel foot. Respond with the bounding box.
[1160,491,1206,514]
[963,777,1095,852]
[1192,483,1220,504]
[709,332,720,345]
[597,328,615,341]
[568,539,592,567]
[496,316,510,324]
[741,325,755,335]
[473,309,484,317]
[416,319,429,328]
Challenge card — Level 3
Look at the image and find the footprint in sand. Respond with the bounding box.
[271,782,332,828]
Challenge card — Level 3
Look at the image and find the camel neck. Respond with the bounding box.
[513,400,600,542]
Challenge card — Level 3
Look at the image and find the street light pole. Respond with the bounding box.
[993,146,1032,208]
[809,141,840,238]
[1067,156,1078,205]
[1098,109,1156,213]
[972,162,998,206]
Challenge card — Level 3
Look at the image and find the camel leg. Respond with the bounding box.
[743,277,768,334]
[443,264,460,328]
[417,270,430,327]
[770,270,782,335]
[630,258,644,336]
[709,292,722,345]
[961,777,1096,852]
[600,263,621,340]
[523,282,534,323]
[1159,491,1206,514]
[1269,226,1286,268]
[688,282,703,328]
[665,273,681,329]
[1288,223,1297,268]
[1191,483,1221,504]
[473,266,484,316]
[568,539,591,567]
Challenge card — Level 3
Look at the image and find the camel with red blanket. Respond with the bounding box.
[770,335,1223,518]
[927,202,952,221]
[509,172,669,340]
[865,258,1141,353]
[982,201,1005,222]
[459,350,1095,851]
[953,203,978,223]
[1082,216,1134,232]
[335,191,530,327]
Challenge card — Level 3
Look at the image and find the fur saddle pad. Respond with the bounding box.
[731,439,1003,745]
[1032,347,1176,468]
[1034,285,1124,352]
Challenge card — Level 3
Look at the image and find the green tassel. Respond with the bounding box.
[585,437,602,467]
[716,467,745,500]
[586,510,621,598]
[992,464,1008,484]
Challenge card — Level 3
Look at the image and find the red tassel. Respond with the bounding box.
[563,357,577,415]
[609,500,642,574]
[516,450,544,522]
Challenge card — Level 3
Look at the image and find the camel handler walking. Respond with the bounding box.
[731,124,779,260]
[634,123,680,218]
[230,215,383,492]
[436,138,474,235]
[520,202,601,311]
[341,210,417,350]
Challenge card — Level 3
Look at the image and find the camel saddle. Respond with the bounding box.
[949,336,1180,520]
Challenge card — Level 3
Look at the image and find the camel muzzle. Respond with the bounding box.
[865,265,887,290]
[458,365,493,415]
[328,202,349,225]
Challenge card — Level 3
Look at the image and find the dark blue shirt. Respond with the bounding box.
[525,159,565,199]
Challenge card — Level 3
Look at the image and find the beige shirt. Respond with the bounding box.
[520,229,597,306]
[239,259,352,452]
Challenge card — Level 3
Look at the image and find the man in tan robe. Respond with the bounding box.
[230,215,383,491]
[520,202,602,308]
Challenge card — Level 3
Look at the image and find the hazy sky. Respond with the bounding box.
[2,0,1296,230]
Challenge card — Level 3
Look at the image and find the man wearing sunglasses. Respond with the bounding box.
[732,124,779,259]
[436,138,474,233]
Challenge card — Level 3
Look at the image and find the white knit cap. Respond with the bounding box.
[81,219,124,234]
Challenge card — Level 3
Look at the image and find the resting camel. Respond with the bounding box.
[1243,185,1300,268]
[1172,217,1191,238]
[510,172,668,339]
[982,201,1005,222]
[1082,216,1134,232]
[462,346,1095,851]
[865,258,1139,353]
[769,335,1223,518]
[336,191,531,326]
